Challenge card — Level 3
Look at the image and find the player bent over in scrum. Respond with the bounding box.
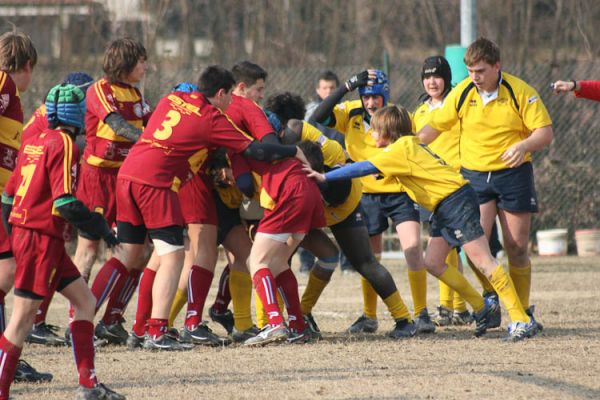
[306,105,540,342]
[0,84,123,400]
[92,66,308,351]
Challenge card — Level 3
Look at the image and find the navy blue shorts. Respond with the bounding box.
[360,192,419,236]
[429,185,485,248]
[460,162,538,213]
[215,192,242,246]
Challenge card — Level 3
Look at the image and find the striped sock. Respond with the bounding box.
[252,268,284,326]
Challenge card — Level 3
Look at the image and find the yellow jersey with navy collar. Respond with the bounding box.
[301,122,362,226]
[414,100,461,171]
[428,71,552,172]
[331,99,404,193]
[369,135,468,211]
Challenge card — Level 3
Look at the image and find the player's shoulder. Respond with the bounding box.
[502,72,537,95]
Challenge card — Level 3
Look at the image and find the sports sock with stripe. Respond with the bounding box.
[70,320,98,389]
[252,268,284,326]
[132,268,156,336]
[184,266,214,329]
[90,257,128,314]
[211,264,231,313]
[0,335,21,398]
[275,269,305,332]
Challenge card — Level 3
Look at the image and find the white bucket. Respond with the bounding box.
[536,229,568,256]
[575,229,600,256]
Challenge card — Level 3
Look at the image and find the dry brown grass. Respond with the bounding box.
[9,256,600,400]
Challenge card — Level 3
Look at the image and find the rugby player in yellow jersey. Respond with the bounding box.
[413,56,472,327]
[418,37,553,328]
[264,92,416,339]
[306,105,540,341]
[312,69,435,335]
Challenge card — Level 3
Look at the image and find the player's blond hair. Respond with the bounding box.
[464,37,500,67]
[0,31,37,72]
[371,105,413,142]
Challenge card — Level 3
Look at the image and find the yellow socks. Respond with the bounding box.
[439,250,458,309]
[408,269,427,315]
[254,290,285,328]
[453,290,468,313]
[168,288,187,328]
[467,256,495,294]
[229,269,253,331]
[383,291,411,321]
[361,277,378,319]
[509,263,531,309]
[438,267,484,313]
[301,270,329,315]
[489,265,529,323]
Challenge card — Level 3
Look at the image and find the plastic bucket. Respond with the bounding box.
[536,229,568,256]
[575,229,600,256]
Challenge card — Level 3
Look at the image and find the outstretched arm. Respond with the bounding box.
[306,160,380,183]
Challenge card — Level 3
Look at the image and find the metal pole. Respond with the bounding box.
[460,0,477,47]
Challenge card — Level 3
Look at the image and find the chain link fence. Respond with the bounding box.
[25,61,599,249]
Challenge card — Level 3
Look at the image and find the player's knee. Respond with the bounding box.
[504,241,529,263]
[402,245,423,266]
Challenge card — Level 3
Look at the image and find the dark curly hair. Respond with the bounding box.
[264,92,306,125]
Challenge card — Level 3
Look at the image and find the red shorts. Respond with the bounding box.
[76,163,118,226]
[0,222,11,255]
[116,178,184,229]
[178,173,217,225]
[12,227,80,298]
[258,175,325,234]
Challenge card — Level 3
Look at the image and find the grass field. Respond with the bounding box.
[9,255,600,399]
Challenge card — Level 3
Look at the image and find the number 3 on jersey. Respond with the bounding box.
[153,109,182,140]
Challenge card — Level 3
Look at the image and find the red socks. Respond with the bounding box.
[70,320,98,388]
[34,291,55,325]
[101,269,142,325]
[90,257,128,313]
[184,266,214,329]
[211,264,231,313]
[0,336,22,399]
[0,289,5,334]
[275,269,305,332]
[252,268,284,326]
[147,318,168,339]
[132,269,156,337]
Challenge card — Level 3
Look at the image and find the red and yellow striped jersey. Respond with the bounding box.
[83,78,152,169]
[7,128,79,239]
[22,104,47,143]
[0,71,24,191]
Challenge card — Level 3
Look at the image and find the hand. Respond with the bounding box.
[103,231,120,248]
[345,70,370,92]
[303,166,326,183]
[501,142,526,168]
[295,146,310,168]
[551,80,577,94]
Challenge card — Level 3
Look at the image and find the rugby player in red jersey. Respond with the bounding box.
[92,65,307,350]
[0,83,123,400]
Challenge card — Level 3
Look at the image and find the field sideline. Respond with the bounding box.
[9,256,600,399]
